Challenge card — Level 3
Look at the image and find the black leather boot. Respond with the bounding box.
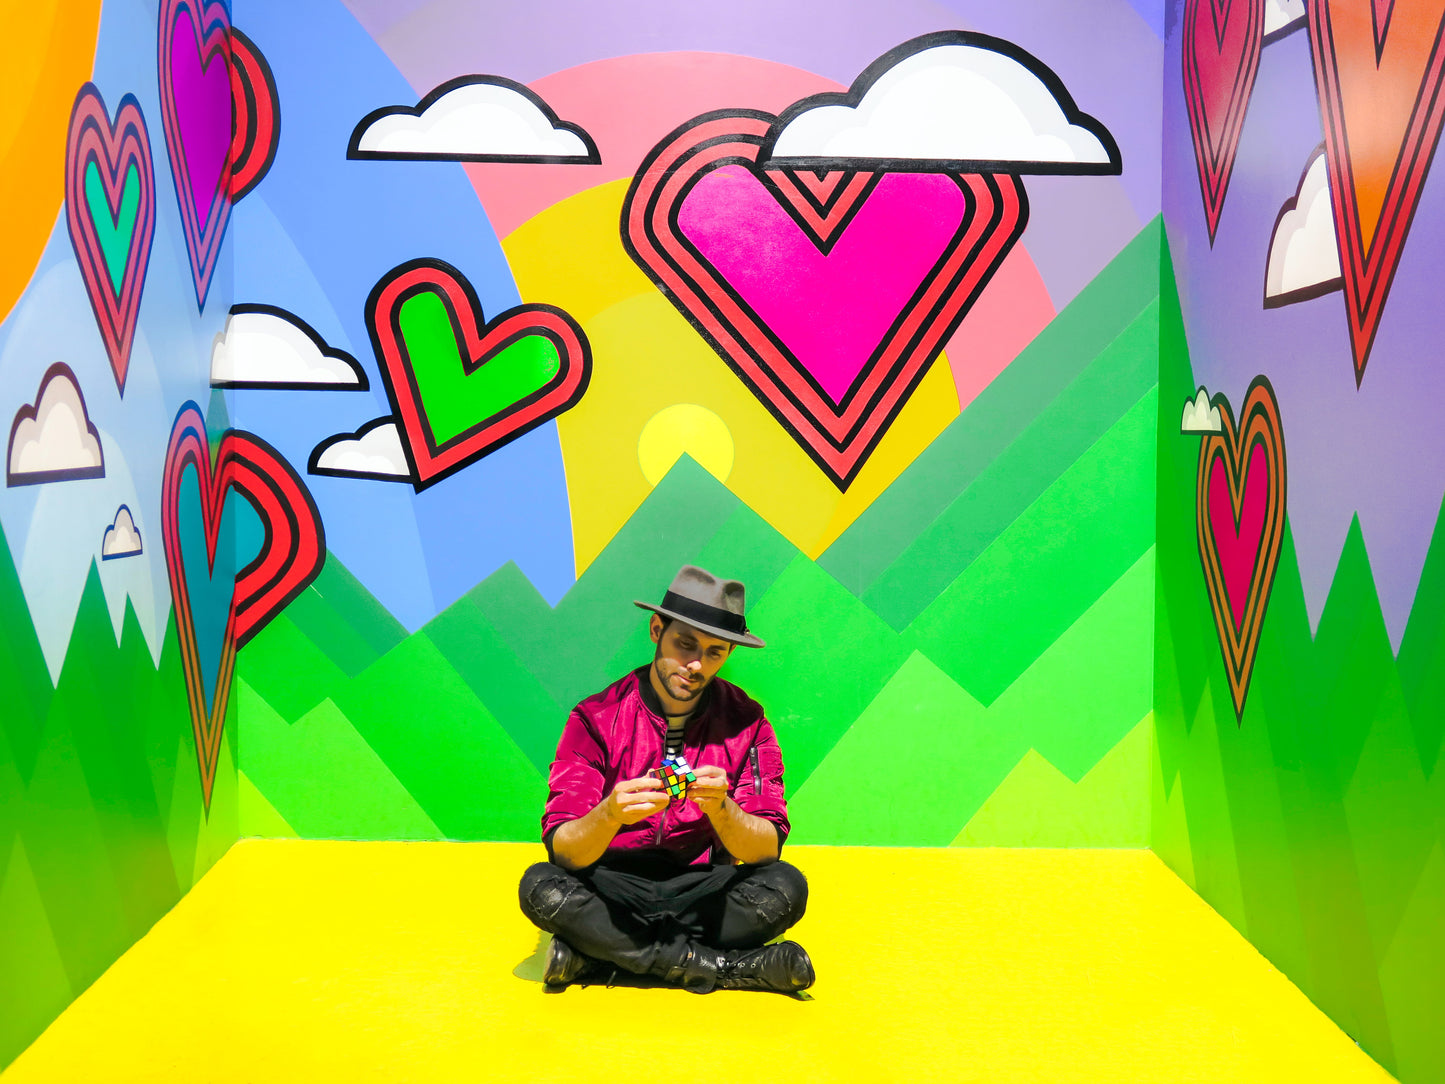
[661,944,721,994]
[715,941,815,993]
[542,935,598,987]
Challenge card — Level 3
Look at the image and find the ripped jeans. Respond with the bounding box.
[518,856,808,980]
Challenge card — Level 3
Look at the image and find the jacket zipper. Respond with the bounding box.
[750,746,761,792]
[653,707,675,845]
[653,741,668,845]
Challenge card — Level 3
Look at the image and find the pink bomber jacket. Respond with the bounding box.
[542,667,791,865]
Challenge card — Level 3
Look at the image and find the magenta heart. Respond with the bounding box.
[170,6,231,230]
[1207,441,1268,633]
[1181,0,1263,242]
[622,109,1026,489]
[1194,379,1286,720]
[157,0,233,308]
[678,167,965,405]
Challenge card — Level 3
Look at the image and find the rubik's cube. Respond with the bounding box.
[654,754,698,799]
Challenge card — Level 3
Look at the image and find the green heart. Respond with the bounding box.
[397,290,561,446]
[85,161,142,297]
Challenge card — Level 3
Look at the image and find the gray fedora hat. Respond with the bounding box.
[634,565,765,648]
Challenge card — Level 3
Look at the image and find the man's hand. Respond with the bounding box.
[607,776,670,824]
[688,765,729,816]
[551,776,667,870]
[689,764,777,864]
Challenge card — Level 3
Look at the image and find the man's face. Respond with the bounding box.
[649,614,734,706]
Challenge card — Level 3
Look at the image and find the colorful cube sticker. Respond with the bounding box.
[654,754,698,798]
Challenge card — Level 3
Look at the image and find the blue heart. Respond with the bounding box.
[177,465,266,712]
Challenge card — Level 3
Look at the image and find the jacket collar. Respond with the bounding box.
[634,664,714,721]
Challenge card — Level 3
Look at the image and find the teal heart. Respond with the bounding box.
[84,160,142,297]
[177,467,265,710]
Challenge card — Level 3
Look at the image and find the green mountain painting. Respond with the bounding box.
[1152,234,1445,1084]
[235,220,1166,851]
[5,214,1441,1084]
[0,527,238,1069]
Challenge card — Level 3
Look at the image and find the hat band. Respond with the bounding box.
[659,590,749,636]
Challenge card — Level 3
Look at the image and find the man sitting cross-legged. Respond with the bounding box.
[517,565,814,994]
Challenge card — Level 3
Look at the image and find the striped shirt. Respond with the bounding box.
[664,713,691,757]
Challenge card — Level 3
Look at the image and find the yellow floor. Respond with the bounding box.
[4,842,1393,1083]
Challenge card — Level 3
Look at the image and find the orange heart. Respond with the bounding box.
[1309,0,1445,380]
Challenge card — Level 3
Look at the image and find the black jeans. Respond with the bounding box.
[518,856,808,982]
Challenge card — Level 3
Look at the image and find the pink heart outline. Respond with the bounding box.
[64,84,157,395]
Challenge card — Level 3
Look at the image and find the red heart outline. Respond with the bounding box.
[157,0,233,309]
[161,404,324,808]
[64,84,156,395]
[1309,0,1445,382]
[1195,377,1286,721]
[365,258,592,491]
[228,26,280,201]
[622,109,1027,491]
[1181,0,1265,243]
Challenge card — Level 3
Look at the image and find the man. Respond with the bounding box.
[518,565,814,994]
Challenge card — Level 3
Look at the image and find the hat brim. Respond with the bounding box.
[634,601,766,648]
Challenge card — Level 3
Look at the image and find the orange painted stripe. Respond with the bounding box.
[0,1,104,326]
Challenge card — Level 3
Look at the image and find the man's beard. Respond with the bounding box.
[655,655,703,701]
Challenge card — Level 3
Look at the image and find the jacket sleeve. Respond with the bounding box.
[732,715,791,847]
[541,708,609,844]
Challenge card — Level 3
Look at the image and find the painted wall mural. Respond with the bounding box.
[220,0,1159,861]
[1163,0,1445,1080]
[7,1,1442,1081]
[2,0,1169,1073]
[1181,0,1445,383]
[225,0,582,627]
[620,32,1121,489]
[237,225,1162,846]
[1,0,249,1068]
